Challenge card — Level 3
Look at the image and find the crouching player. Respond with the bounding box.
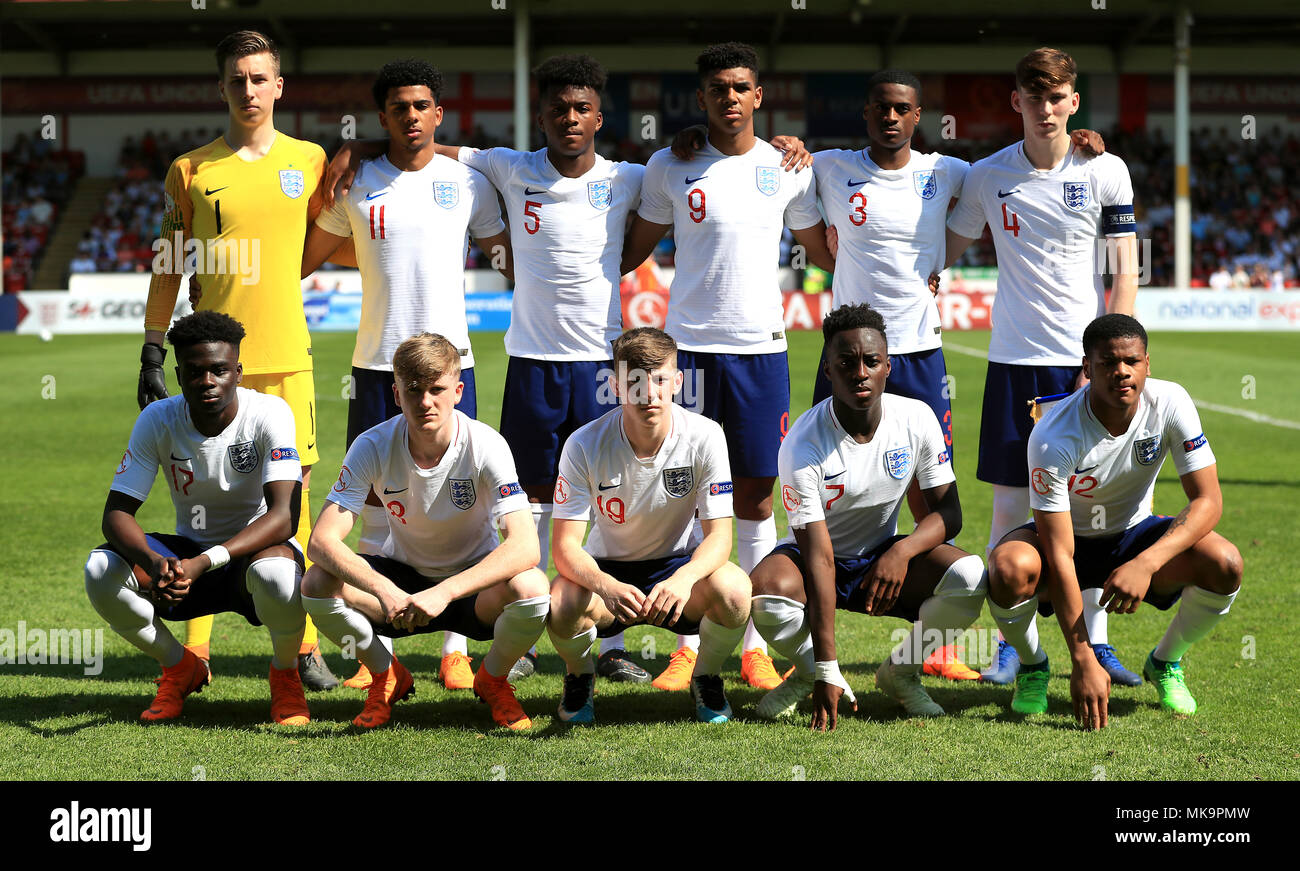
[988,315,1241,728]
[302,333,549,730]
[749,304,987,729]
[85,311,310,724]
[547,328,751,724]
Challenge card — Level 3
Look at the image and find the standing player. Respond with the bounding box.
[301,59,512,691]
[945,47,1142,686]
[302,333,550,730]
[138,30,338,690]
[547,328,750,723]
[328,55,650,683]
[748,304,987,728]
[86,312,311,725]
[621,42,835,692]
[987,315,1241,727]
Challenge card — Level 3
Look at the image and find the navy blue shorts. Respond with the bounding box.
[769,535,919,621]
[812,345,954,462]
[1014,515,1182,616]
[358,553,496,640]
[593,553,700,637]
[347,366,477,449]
[977,361,1079,487]
[675,349,789,479]
[499,357,612,488]
[93,533,302,625]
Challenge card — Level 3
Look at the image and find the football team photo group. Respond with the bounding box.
[85,27,1244,744]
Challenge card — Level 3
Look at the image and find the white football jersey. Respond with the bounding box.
[458,147,643,361]
[814,149,968,354]
[553,404,733,561]
[779,395,955,558]
[316,154,504,371]
[111,389,303,548]
[1028,377,1216,537]
[947,144,1136,365]
[638,139,823,354]
[327,411,530,576]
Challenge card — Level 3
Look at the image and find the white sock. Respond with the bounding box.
[988,485,1031,559]
[741,619,767,653]
[891,555,986,671]
[988,597,1047,666]
[600,631,627,655]
[1082,587,1108,645]
[736,516,777,575]
[442,632,468,656]
[1154,586,1238,663]
[84,549,184,667]
[550,625,597,675]
[696,615,745,676]
[676,634,700,652]
[531,503,553,574]
[483,595,550,677]
[358,503,389,556]
[302,594,392,673]
[750,595,814,675]
[245,557,305,670]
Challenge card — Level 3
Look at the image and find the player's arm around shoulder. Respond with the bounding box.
[620,150,673,275]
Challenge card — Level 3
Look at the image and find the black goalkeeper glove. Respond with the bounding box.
[138,342,169,410]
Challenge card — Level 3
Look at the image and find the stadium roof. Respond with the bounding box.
[3,0,1298,61]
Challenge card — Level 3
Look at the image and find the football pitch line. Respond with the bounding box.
[941,338,1300,431]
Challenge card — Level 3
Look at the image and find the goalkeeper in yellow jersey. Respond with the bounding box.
[140,29,342,690]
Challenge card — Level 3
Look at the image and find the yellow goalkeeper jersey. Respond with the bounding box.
[145,133,325,375]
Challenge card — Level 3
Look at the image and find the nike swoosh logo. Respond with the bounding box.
[364,191,387,200]
[1074,465,1098,475]
[847,179,868,187]
[204,186,228,196]
[597,482,619,491]
[997,189,1019,198]
[307,442,316,450]
[524,187,546,195]
[170,453,191,462]
[684,176,708,185]
[824,470,846,480]
[383,487,408,494]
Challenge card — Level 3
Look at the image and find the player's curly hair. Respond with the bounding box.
[867,69,922,103]
[373,59,443,109]
[533,54,607,101]
[215,30,280,78]
[696,42,760,82]
[821,303,888,349]
[167,311,246,351]
[1016,47,1077,93]
[1083,313,1148,356]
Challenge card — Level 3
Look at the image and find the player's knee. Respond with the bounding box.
[988,544,1037,604]
[547,576,586,622]
[709,563,751,612]
[508,567,550,602]
[1203,538,1243,594]
[300,564,340,599]
[749,555,798,599]
[84,549,132,600]
[246,556,300,603]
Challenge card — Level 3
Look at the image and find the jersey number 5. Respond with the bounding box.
[523,200,542,235]
[1000,203,1021,237]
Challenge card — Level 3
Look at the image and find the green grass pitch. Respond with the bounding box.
[0,328,1296,780]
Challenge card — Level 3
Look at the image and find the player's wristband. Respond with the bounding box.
[201,546,230,570]
[814,660,857,703]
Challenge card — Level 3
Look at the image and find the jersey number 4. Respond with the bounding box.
[1000,203,1021,237]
